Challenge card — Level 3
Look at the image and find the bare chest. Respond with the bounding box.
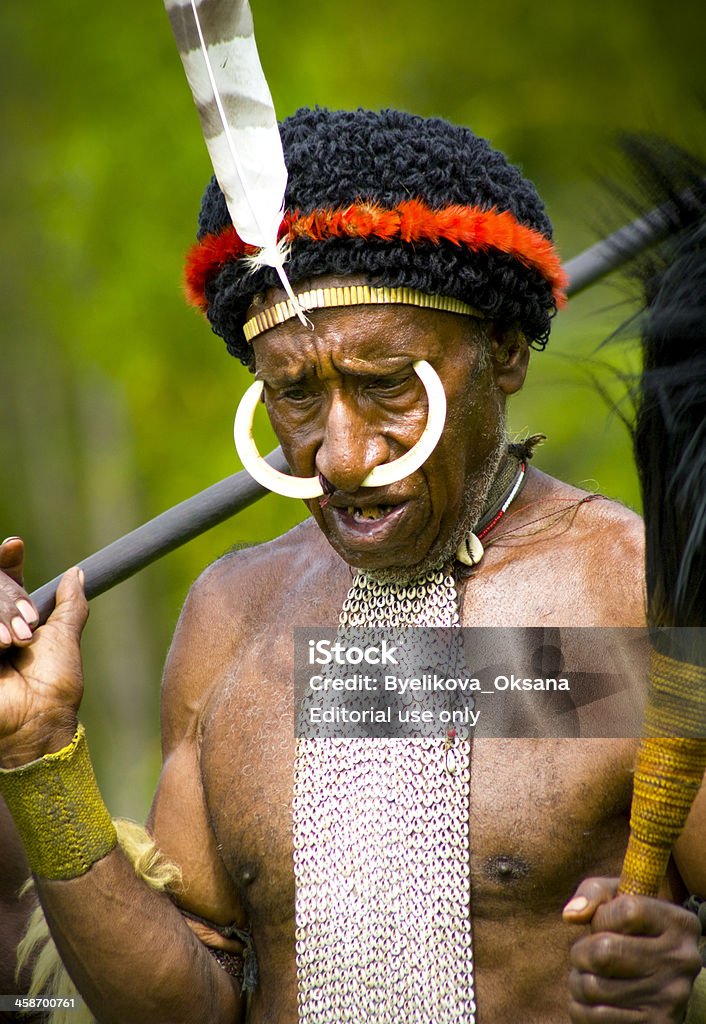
[202,674,636,929]
[468,738,634,918]
[200,536,643,965]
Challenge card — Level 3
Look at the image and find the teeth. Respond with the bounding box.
[348,505,391,521]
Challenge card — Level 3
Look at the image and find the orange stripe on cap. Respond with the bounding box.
[185,199,567,312]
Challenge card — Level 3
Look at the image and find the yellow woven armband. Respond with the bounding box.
[0,724,117,880]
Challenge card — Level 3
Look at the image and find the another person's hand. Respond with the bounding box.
[564,876,702,1022]
[0,537,87,768]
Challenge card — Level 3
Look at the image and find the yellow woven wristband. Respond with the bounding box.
[0,724,117,880]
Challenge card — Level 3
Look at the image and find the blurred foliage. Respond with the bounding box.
[0,0,703,815]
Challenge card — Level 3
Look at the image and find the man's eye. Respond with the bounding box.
[367,375,412,395]
[280,387,312,403]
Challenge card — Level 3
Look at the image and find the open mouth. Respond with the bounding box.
[324,498,422,564]
[328,501,410,542]
[346,504,395,521]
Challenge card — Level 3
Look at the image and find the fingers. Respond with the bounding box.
[571,931,658,979]
[567,884,702,1022]
[568,994,645,1022]
[568,941,698,1020]
[0,539,39,649]
[591,892,700,939]
[565,876,702,941]
[49,568,89,641]
[568,997,643,1022]
[563,877,620,925]
[0,536,26,586]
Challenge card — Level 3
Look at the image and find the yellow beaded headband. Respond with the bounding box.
[243,285,484,342]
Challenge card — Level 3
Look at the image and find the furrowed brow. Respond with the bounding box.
[255,368,309,388]
[336,355,413,376]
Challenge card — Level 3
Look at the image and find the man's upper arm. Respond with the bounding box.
[148,555,247,932]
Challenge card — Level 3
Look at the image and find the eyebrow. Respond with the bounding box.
[255,369,309,388]
[337,355,413,375]
[256,355,415,388]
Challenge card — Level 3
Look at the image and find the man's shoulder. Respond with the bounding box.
[494,468,646,627]
[189,517,341,616]
[549,468,641,538]
[522,468,643,542]
[160,519,346,737]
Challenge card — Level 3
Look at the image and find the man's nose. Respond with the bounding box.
[315,395,390,493]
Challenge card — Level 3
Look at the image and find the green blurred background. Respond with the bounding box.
[0,1,703,817]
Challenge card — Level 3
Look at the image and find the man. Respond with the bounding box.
[0,108,703,1023]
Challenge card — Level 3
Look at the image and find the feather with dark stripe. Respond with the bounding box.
[164,0,302,310]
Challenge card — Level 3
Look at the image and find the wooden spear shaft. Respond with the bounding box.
[30,448,289,622]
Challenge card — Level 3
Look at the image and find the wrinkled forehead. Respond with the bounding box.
[248,275,489,380]
[252,305,490,385]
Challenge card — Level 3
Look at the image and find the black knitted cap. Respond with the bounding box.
[196,107,558,363]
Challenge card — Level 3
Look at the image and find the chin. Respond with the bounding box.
[366,547,457,583]
[332,542,426,576]
[334,531,458,582]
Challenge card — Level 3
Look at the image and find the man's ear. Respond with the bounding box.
[490,326,530,395]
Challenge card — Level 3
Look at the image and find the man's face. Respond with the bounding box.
[251,277,526,573]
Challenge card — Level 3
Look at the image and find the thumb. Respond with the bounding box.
[562,877,620,926]
[0,536,26,587]
[47,567,89,639]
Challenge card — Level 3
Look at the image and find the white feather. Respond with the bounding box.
[165,0,307,319]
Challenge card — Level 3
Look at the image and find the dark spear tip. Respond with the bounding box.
[564,171,706,299]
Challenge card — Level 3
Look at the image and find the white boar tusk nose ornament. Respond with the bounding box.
[233,359,447,499]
